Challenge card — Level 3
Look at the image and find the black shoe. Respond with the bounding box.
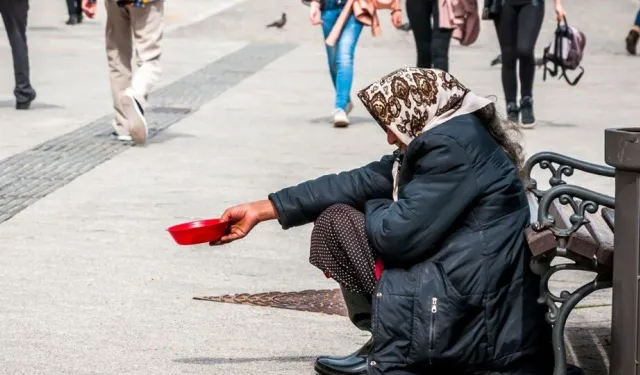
[626,29,639,55]
[520,96,536,129]
[314,338,372,375]
[506,101,519,123]
[66,15,78,25]
[15,92,36,110]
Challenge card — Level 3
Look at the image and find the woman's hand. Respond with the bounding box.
[554,1,566,22]
[391,10,403,29]
[210,200,278,245]
[81,0,97,18]
[309,1,323,25]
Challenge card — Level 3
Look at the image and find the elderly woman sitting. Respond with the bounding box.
[214,67,555,375]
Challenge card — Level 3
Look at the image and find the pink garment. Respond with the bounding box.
[439,0,480,46]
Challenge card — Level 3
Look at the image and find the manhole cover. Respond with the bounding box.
[194,288,347,316]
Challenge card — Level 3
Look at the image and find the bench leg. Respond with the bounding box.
[532,258,612,375]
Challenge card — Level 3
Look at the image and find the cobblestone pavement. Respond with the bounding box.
[0,0,637,373]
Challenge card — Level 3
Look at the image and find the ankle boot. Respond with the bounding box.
[519,96,536,129]
[314,337,372,375]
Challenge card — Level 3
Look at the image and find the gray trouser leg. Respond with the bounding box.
[341,286,372,331]
[0,0,35,102]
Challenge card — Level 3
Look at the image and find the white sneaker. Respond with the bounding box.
[333,109,349,128]
[121,88,148,144]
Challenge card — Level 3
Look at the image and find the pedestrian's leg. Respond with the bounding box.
[516,1,544,100]
[493,2,519,120]
[75,0,83,20]
[334,14,362,112]
[430,0,453,72]
[65,0,75,16]
[1,0,36,107]
[516,0,544,127]
[406,0,433,68]
[130,1,164,103]
[104,1,133,138]
[321,10,339,90]
[125,1,163,144]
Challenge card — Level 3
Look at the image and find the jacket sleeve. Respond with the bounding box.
[268,155,395,229]
[365,135,478,268]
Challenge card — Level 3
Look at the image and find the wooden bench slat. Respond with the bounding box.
[525,192,613,267]
[585,210,614,267]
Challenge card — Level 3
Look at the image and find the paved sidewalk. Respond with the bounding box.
[0,0,637,373]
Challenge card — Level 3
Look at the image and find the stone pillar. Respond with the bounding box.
[605,128,640,375]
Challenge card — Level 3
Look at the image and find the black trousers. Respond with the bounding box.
[66,0,82,17]
[0,0,35,103]
[406,0,453,71]
[493,0,545,102]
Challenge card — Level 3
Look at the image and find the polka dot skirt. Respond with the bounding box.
[309,204,378,295]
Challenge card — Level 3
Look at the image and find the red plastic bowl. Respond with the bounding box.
[167,218,229,246]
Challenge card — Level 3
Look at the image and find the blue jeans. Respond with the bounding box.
[635,8,640,27]
[321,8,363,111]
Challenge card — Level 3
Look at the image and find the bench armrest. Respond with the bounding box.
[533,184,615,240]
[523,151,615,198]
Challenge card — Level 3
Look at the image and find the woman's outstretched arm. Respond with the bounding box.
[268,154,395,229]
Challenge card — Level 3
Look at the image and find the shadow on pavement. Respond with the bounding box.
[174,355,316,365]
[0,100,63,110]
[308,116,372,126]
[566,325,610,375]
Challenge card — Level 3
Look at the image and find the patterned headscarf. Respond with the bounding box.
[357,67,492,146]
[357,67,492,200]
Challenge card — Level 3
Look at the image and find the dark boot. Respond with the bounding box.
[519,96,536,129]
[314,287,372,375]
[626,29,639,55]
[16,91,36,110]
[315,338,371,375]
[506,101,519,123]
[66,14,78,25]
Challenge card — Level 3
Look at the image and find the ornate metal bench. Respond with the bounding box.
[523,151,616,375]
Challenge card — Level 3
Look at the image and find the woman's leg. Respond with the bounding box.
[321,10,339,90]
[516,0,544,127]
[65,0,75,16]
[310,204,376,375]
[493,2,519,120]
[406,0,433,68]
[516,0,544,100]
[334,14,363,111]
[430,0,453,71]
[310,204,377,296]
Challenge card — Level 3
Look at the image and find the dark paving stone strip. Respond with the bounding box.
[0,43,296,225]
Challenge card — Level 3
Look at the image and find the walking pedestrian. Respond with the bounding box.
[491,0,566,129]
[81,0,164,144]
[625,8,640,55]
[66,0,83,25]
[308,0,403,127]
[0,0,37,110]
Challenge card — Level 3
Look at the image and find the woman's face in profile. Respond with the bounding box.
[386,128,407,152]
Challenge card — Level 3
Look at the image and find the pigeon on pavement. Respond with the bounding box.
[267,13,287,29]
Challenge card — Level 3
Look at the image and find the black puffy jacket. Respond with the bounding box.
[268,114,552,375]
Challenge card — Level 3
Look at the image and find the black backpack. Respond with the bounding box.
[542,17,586,86]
